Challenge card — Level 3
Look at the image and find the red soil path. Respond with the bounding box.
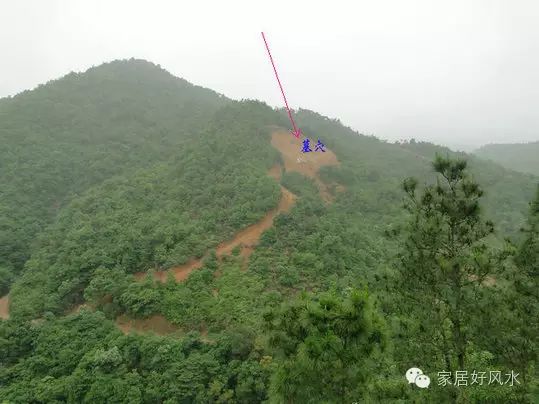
[116,314,179,335]
[0,294,9,320]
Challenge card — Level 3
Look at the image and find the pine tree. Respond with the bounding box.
[515,185,539,279]
[398,155,504,372]
[264,289,387,403]
[512,185,538,383]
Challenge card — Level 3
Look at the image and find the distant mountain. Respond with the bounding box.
[474,141,539,175]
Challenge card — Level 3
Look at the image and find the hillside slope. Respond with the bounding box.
[295,109,537,236]
[0,59,228,284]
[474,141,539,175]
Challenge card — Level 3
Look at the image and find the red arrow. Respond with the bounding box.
[261,32,301,138]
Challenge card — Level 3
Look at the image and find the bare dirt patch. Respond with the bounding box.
[468,274,497,287]
[268,163,282,181]
[134,258,203,283]
[0,294,9,320]
[116,314,179,335]
[270,131,340,202]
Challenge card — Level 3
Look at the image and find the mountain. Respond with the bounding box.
[0,59,228,279]
[474,141,539,175]
[0,59,537,403]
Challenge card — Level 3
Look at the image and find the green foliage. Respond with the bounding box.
[395,155,534,403]
[280,171,319,198]
[0,59,228,279]
[0,266,13,296]
[399,156,502,369]
[264,289,387,403]
[398,139,537,237]
[8,99,283,318]
[488,185,539,398]
[516,185,539,274]
[474,141,539,176]
[0,312,271,403]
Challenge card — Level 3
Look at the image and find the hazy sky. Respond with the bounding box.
[1,1,538,149]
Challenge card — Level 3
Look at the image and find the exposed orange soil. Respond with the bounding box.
[136,168,296,283]
[116,314,179,335]
[0,294,9,320]
[216,185,296,257]
[468,274,497,287]
[134,258,203,283]
[2,131,340,325]
[270,131,340,202]
[268,163,282,181]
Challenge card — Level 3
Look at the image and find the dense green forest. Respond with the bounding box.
[474,141,539,176]
[1,59,537,403]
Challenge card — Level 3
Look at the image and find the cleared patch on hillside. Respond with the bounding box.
[116,314,179,335]
[270,131,340,202]
[268,163,282,181]
[0,295,9,320]
[134,259,203,283]
[62,303,179,337]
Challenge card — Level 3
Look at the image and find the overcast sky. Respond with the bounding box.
[1,0,538,149]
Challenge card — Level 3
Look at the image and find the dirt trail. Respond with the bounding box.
[134,258,203,283]
[268,163,282,181]
[116,314,179,335]
[216,185,296,256]
[136,175,297,283]
[270,131,340,202]
[0,294,9,320]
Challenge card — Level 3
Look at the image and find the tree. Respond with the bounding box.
[398,155,504,373]
[515,185,539,279]
[511,185,538,383]
[0,265,13,296]
[264,289,387,403]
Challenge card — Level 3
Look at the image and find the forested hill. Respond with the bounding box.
[294,110,537,236]
[0,59,228,280]
[1,59,537,403]
[473,141,539,176]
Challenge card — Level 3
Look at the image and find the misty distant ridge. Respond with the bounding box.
[476,140,539,148]
[473,141,539,176]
